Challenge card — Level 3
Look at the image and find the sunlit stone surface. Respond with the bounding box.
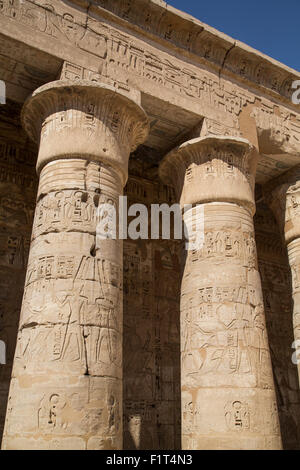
[0,0,300,450]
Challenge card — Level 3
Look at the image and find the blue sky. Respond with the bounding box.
[167,0,300,72]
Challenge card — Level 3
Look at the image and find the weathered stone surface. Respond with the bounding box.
[159,136,282,449]
[254,200,300,449]
[265,169,300,397]
[1,80,149,450]
[0,0,299,451]
[123,171,181,449]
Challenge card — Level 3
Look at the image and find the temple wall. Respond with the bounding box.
[1,0,300,171]
[122,166,300,449]
[0,108,300,448]
[0,0,299,451]
[255,198,300,449]
[123,164,181,449]
[0,101,37,440]
[1,128,300,448]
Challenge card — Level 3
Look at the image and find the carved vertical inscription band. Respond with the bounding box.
[159,136,282,450]
[1,80,149,450]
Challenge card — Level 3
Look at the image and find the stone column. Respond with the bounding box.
[265,167,300,387]
[1,80,149,450]
[159,136,282,450]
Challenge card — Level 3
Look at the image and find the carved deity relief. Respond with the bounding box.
[2,158,124,448]
[8,78,151,451]
[13,168,123,379]
[2,0,300,450]
[1,0,300,157]
[1,78,150,450]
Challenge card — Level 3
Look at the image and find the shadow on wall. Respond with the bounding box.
[123,197,300,450]
[123,237,182,450]
[255,200,300,450]
[0,100,38,446]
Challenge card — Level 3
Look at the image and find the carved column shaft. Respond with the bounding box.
[160,136,282,450]
[265,170,300,385]
[1,80,149,450]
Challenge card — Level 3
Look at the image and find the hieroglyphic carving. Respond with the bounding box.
[1,0,300,155]
[1,80,149,450]
[2,159,124,449]
[255,201,300,449]
[225,400,250,431]
[0,106,37,441]
[153,239,181,450]
[1,0,298,102]
[123,171,181,450]
[59,58,245,131]
[251,102,300,151]
[0,0,300,452]
[180,207,273,391]
[159,136,281,449]
[263,175,300,448]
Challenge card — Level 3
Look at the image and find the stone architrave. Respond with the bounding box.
[159,136,282,450]
[1,80,149,450]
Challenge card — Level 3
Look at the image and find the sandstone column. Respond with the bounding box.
[159,136,282,450]
[1,80,149,450]
[265,167,300,387]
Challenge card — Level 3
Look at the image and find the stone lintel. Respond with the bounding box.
[81,0,300,104]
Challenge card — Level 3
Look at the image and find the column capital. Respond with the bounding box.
[159,135,258,214]
[21,80,149,185]
[264,164,300,243]
[264,165,300,204]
